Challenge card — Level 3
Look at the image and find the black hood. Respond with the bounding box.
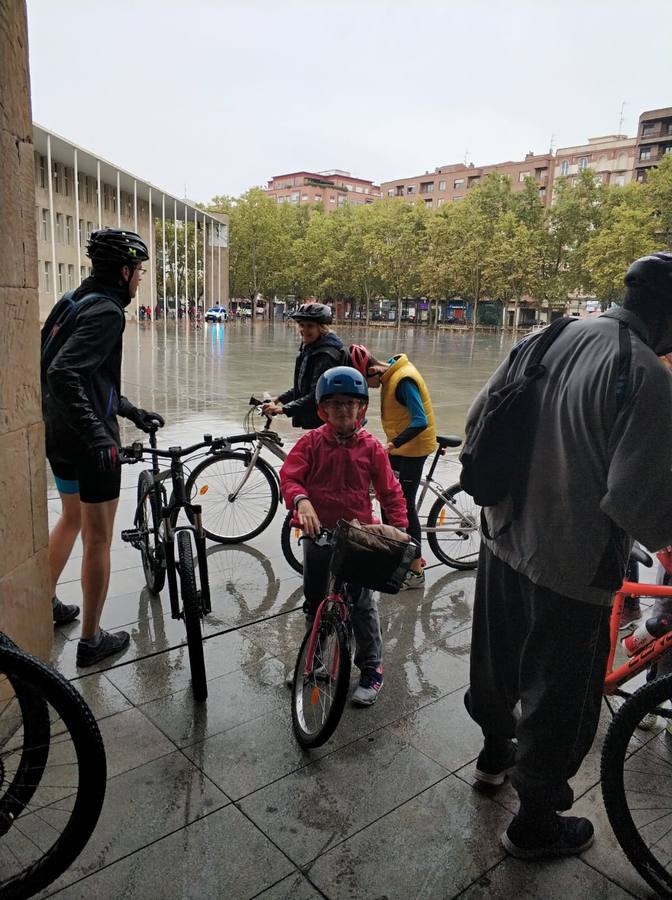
[623,287,672,355]
[73,275,132,308]
[301,332,344,355]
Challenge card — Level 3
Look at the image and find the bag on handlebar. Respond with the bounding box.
[330,519,416,594]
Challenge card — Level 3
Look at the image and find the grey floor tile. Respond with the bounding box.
[50,806,293,900]
[140,656,287,747]
[97,707,176,778]
[306,775,510,899]
[459,855,635,899]
[239,729,446,865]
[254,871,323,900]
[42,750,228,894]
[71,672,132,720]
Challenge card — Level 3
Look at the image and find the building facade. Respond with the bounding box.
[33,124,229,321]
[265,169,381,211]
[634,107,672,182]
[381,152,554,209]
[553,134,636,187]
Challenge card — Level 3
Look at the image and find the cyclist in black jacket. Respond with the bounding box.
[44,228,164,666]
[262,303,346,429]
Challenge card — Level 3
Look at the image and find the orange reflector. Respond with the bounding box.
[310,686,320,705]
[293,528,300,539]
[199,485,209,495]
[439,509,446,525]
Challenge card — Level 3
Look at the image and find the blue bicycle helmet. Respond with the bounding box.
[316,366,368,404]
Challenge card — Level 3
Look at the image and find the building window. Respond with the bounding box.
[67,264,75,291]
[65,215,73,245]
[58,263,65,293]
[395,186,404,196]
[387,188,395,196]
[85,177,93,205]
[78,218,84,246]
[80,266,86,281]
[538,187,546,199]
[41,208,49,242]
[642,123,655,136]
[329,197,336,203]
[640,147,651,161]
[112,189,117,213]
[337,195,346,207]
[420,182,434,193]
[64,167,72,197]
[518,171,530,182]
[103,185,110,211]
[55,213,64,244]
[560,160,569,176]
[355,185,363,193]
[453,178,464,189]
[406,185,415,194]
[612,173,626,187]
[290,191,300,203]
[578,157,589,170]
[51,162,61,193]
[43,261,51,292]
[38,155,47,189]
[301,194,309,201]
[424,198,432,207]
[637,170,646,183]
[87,221,93,238]
[665,146,672,155]
[314,195,322,202]
[438,180,446,191]
[437,198,445,207]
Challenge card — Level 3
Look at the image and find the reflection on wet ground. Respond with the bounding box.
[46,323,649,898]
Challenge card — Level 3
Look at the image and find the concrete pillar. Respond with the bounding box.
[0,1,52,657]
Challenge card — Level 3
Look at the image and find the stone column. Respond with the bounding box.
[0,1,52,658]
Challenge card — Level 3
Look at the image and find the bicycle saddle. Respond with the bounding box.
[436,435,462,449]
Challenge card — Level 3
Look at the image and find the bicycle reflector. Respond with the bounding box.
[310,686,321,705]
[199,485,209,495]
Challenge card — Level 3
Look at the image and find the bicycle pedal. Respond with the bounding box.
[121,528,142,544]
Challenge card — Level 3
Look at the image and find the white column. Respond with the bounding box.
[134,180,139,315]
[218,241,221,305]
[116,170,121,227]
[174,199,178,313]
[184,203,189,308]
[210,218,214,304]
[162,194,167,319]
[73,147,81,277]
[148,186,155,315]
[202,214,207,308]
[96,160,102,228]
[46,134,57,303]
[194,206,199,316]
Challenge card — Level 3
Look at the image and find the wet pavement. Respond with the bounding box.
[45,321,656,898]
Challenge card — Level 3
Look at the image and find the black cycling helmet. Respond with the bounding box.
[316,366,368,404]
[624,252,672,296]
[290,302,332,324]
[86,228,150,268]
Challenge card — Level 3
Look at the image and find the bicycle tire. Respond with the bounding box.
[184,451,279,544]
[426,483,480,570]
[291,613,350,749]
[0,642,106,898]
[137,470,166,594]
[280,510,303,575]
[177,531,208,702]
[602,674,672,897]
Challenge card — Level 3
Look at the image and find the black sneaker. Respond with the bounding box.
[76,630,130,667]
[53,599,80,626]
[501,813,594,859]
[474,739,516,787]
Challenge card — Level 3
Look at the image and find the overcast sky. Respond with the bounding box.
[27,0,672,204]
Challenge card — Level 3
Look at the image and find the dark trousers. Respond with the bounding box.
[302,538,382,670]
[465,544,610,811]
[389,455,425,560]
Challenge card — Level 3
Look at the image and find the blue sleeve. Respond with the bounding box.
[396,379,428,428]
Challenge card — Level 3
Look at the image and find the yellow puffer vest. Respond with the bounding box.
[381,355,437,457]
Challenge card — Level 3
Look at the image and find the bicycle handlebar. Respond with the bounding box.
[119,433,231,464]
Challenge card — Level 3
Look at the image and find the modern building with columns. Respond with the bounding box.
[33,123,228,321]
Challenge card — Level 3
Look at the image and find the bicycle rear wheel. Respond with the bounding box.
[177,531,208,701]
[602,673,672,897]
[0,639,106,898]
[185,451,279,544]
[291,613,350,749]
[426,484,480,570]
[281,511,303,575]
[137,469,165,594]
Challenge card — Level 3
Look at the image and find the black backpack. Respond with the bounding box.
[40,290,106,399]
[459,317,576,512]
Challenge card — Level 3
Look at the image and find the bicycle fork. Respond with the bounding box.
[303,593,346,680]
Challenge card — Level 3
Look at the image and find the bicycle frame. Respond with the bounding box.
[303,582,349,681]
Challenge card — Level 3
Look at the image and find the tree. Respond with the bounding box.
[643,155,672,249]
[154,219,204,305]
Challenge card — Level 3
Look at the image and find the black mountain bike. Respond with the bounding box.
[121,425,226,701]
[0,632,106,898]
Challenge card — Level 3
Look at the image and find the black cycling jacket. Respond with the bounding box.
[44,277,135,461]
[278,332,346,429]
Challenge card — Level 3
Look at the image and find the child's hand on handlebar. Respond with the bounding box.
[296,499,321,537]
[262,401,283,416]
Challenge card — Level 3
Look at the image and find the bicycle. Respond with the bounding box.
[120,425,224,701]
[281,435,481,575]
[0,631,106,898]
[290,521,416,749]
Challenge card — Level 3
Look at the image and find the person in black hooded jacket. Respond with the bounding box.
[263,303,346,429]
[43,228,164,667]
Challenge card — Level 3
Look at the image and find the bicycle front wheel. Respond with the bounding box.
[291,613,350,749]
[177,531,207,702]
[426,484,480,570]
[0,639,106,898]
[602,674,672,897]
[137,469,165,594]
[185,451,279,544]
[280,511,303,575]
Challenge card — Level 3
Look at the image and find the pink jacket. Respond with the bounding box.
[280,425,409,530]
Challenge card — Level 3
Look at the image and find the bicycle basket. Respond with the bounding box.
[330,520,416,594]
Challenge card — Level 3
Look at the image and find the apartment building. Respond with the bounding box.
[553,134,636,187]
[634,107,672,182]
[381,152,554,209]
[33,124,229,320]
[265,170,382,211]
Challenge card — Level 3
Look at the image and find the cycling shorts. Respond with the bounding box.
[49,458,121,504]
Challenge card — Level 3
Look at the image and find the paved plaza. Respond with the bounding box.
[44,323,656,898]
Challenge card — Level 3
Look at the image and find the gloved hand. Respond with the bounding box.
[126,406,165,433]
[93,444,120,473]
